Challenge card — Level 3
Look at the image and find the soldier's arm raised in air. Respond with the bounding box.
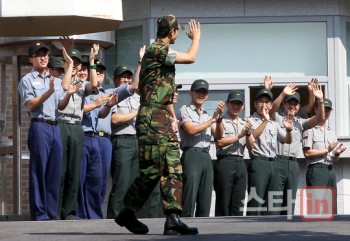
[175,20,200,64]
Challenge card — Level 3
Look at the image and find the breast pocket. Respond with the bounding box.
[312,134,324,149]
[117,101,128,108]
[117,102,129,114]
[292,127,302,142]
[32,82,45,96]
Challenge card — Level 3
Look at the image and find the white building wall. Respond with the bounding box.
[121,0,350,215]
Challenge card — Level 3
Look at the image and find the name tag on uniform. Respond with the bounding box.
[32,81,42,87]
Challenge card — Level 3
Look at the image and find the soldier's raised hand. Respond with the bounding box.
[312,84,323,101]
[139,45,146,61]
[62,47,73,65]
[59,36,74,50]
[264,75,273,90]
[283,83,298,96]
[308,78,319,94]
[186,19,201,41]
[89,44,100,62]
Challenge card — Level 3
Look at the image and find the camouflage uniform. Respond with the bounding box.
[123,38,183,214]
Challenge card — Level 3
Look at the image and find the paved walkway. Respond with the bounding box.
[1,215,350,241]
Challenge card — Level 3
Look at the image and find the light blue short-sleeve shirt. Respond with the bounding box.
[18,69,64,119]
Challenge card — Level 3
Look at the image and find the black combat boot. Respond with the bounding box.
[163,213,198,235]
[115,208,149,234]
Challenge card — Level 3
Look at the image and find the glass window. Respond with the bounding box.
[174,90,245,119]
[174,22,327,79]
[104,26,142,85]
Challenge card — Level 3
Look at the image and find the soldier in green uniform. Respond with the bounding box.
[302,99,346,214]
[178,79,224,217]
[115,15,200,235]
[246,89,293,215]
[213,90,252,216]
[269,81,324,215]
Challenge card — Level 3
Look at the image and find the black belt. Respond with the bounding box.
[57,119,81,125]
[217,154,244,161]
[31,118,57,125]
[277,155,297,161]
[113,134,136,138]
[84,131,97,137]
[183,146,210,153]
[309,163,333,169]
[253,156,276,162]
[140,102,167,110]
[97,131,110,138]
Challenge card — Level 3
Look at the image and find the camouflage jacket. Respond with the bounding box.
[137,38,177,144]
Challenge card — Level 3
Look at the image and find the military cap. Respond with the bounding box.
[256,89,273,100]
[191,79,209,91]
[81,62,89,68]
[94,59,107,71]
[28,41,50,56]
[66,49,82,62]
[157,14,185,33]
[114,65,133,77]
[284,92,301,103]
[324,98,333,109]
[48,56,63,69]
[175,84,183,90]
[227,90,244,103]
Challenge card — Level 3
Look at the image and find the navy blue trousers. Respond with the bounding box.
[97,136,112,212]
[28,122,62,220]
[77,136,103,219]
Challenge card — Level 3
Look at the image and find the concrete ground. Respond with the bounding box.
[1,215,350,241]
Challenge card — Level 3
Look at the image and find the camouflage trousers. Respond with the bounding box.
[123,142,183,215]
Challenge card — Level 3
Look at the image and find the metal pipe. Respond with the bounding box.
[12,55,21,215]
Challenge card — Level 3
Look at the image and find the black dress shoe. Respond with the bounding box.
[115,208,149,234]
[163,213,198,235]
